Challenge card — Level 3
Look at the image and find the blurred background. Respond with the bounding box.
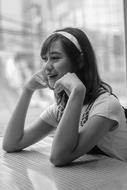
[0,0,126,136]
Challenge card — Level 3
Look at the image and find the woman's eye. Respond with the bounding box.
[42,56,47,61]
[51,56,60,60]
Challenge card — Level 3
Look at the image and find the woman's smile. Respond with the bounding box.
[47,73,58,79]
[48,74,58,83]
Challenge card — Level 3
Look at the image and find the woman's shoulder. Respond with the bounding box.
[44,103,58,115]
[81,92,122,115]
[40,103,58,126]
[88,92,125,123]
[93,92,121,109]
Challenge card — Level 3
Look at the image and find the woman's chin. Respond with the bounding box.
[49,86,54,90]
[48,81,55,90]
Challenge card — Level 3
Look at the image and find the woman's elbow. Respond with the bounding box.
[3,145,14,153]
[50,153,72,167]
[50,156,63,167]
[2,142,21,153]
[3,144,14,153]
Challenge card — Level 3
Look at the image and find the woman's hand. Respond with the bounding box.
[54,72,86,97]
[25,70,48,92]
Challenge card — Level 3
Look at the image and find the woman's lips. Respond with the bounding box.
[48,74,58,79]
[47,74,59,89]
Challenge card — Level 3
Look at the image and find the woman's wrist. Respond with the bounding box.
[23,85,35,94]
[72,85,86,97]
[69,86,85,104]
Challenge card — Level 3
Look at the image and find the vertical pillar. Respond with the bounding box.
[123,0,127,79]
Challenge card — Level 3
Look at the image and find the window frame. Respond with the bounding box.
[124,0,127,78]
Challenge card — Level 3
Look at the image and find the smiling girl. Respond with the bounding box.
[3,27,127,166]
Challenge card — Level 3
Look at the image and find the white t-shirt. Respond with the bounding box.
[40,92,127,161]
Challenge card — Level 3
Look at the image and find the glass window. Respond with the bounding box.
[45,0,126,106]
[0,0,126,137]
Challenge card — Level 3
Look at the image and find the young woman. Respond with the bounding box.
[3,27,127,166]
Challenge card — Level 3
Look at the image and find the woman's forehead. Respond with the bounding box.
[48,40,63,53]
[43,39,64,56]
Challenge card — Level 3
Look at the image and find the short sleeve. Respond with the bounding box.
[40,103,58,127]
[89,94,123,130]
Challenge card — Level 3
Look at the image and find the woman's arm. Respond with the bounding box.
[50,87,85,164]
[50,73,116,166]
[3,71,54,152]
[50,88,116,166]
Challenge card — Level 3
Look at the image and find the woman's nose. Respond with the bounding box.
[43,60,53,73]
[43,61,53,74]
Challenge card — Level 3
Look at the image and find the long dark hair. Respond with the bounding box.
[41,27,112,105]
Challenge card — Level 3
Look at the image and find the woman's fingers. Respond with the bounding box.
[34,74,47,87]
[33,70,48,87]
[54,83,63,94]
[25,70,48,91]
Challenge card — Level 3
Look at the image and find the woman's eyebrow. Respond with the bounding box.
[49,51,62,55]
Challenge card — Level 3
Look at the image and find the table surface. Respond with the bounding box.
[0,137,127,190]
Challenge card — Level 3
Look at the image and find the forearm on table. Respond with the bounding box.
[3,87,34,149]
[51,88,85,156]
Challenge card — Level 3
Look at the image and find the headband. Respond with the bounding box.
[53,31,82,53]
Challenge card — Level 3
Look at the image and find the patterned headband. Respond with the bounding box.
[53,31,82,53]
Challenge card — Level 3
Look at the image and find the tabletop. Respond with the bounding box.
[0,137,127,190]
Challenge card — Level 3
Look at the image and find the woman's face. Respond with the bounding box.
[42,40,73,89]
